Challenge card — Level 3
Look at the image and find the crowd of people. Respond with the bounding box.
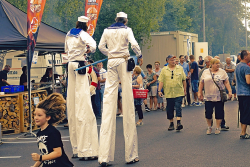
[0,11,247,167]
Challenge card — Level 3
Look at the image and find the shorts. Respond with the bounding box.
[148,85,157,96]
[191,80,199,93]
[205,101,224,119]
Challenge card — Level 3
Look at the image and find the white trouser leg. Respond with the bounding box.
[99,62,139,163]
[119,62,138,162]
[67,62,78,154]
[99,66,119,163]
[68,62,99,157]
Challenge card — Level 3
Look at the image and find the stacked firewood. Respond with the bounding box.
[0,96,20,133]
[22,91,47,132]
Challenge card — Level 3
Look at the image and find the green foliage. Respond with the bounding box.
[8,0,250,58]
[160,0,250,56]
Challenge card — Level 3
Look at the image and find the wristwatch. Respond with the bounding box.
[39,155,43,162]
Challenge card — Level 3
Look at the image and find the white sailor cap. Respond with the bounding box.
[117,12,127,18]
[78,16,89,23]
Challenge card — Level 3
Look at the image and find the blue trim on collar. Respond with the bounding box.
[107,22,127,29]
[67,28,82,38]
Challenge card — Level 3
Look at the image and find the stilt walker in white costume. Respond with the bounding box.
[65,16,99,161]
[98,12,143,166]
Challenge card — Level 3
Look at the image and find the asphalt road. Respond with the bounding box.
[1,100,250,167]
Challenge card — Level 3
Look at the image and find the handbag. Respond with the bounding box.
[127,58,135,71]
[77,61,86,74]
[209,69,227,102]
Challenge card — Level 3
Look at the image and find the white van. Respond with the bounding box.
[3,50,63,85]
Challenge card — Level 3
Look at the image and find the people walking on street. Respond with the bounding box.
[224,57,237,100]
[179,55,190,106]
[198,56,212,80]
[235,50,250,139]
[189,55,201,106]
[132,66,144,126]
[97,62,106,107]
[146,64,158,110]
[88,59,102,119]
[198,56,205,69]
[65,16,99,160]
[198,58,232,135]
[158,55,186,131]
[98,12,142,166]
[153,61,164,110]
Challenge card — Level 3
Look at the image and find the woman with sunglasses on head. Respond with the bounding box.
[158,55,187,131]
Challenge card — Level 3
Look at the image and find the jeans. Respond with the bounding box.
[185,78,191,105]
[95,89,101,116]
[166,96,183,119]
[100,85,105,102]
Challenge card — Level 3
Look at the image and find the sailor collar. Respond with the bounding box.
[107,22,127,29]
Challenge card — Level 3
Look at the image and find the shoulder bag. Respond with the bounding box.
[209,69,227,102]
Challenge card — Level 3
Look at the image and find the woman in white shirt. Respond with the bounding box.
[198,58,232,135]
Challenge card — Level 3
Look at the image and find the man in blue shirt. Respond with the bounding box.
[189,55,201,106]
[179,55,190,106]
[236,50,250,139]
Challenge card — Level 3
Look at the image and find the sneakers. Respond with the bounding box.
[72,154,78,158]
[233,97,238,101]
[195,102,202,106]
[181,104,185,107]
[206,127,212,135]
[100,162,109,167]
[190,102,196,106]
[215,128,220,135]
[240,134,250,139]
[176,123,183,131]
[221,125,229,131]
[190,102,201,106]
[168,124,175,131]
[145,106,151,112]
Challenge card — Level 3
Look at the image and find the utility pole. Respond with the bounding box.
[246,0,248,50]
[203,0,206,42]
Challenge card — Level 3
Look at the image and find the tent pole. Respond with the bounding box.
[52,53,55,93]
[16,49,36,139]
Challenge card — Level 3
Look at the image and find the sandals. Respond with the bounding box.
[126,158,139,164]
[240,134,250,139]
[136,121,143,126]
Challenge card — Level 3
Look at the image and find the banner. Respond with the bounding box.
[85,0,103,36]
[27,0,47,67]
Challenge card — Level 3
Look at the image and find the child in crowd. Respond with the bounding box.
[31,93,73,167]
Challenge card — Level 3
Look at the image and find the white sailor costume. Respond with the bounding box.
[98,13,142,163]
[65,16,99,158]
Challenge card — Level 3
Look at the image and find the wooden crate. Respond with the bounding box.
[20,90,47,132]
[0,93,21,134]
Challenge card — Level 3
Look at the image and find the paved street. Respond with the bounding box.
[1,100,250,167]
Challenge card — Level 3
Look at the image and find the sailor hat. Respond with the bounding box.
[117,12,127,18]
[78,16,89,23]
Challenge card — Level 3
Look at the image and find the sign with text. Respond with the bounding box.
[85,0,103,36]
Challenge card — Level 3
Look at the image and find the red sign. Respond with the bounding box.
[85,0,103,36]
[27,0,47,66]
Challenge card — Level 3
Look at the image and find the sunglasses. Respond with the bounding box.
[171,71,174,79]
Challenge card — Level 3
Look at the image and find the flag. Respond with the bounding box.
[85,0,103,36]
[27,0,47,67]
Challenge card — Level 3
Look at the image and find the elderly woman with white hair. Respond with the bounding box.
[198,58,232,135]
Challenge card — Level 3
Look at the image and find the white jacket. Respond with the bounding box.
[98,26,141,68]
